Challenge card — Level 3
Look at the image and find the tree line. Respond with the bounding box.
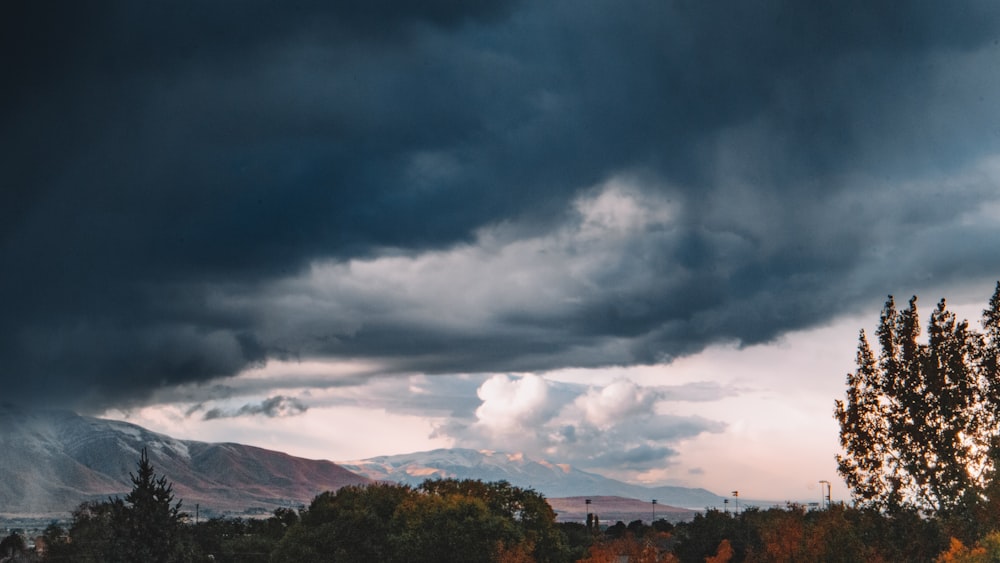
[6,453,998,561]
[22,449,572,563]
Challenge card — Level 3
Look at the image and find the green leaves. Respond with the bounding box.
[270,479,569,563]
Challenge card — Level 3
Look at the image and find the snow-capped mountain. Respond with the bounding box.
[339,448,724,510]
[0,408,369,516]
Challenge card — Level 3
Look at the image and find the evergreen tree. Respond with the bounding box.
[835,283,1000,516]
[52,448,191,562]
[112,447,189,563]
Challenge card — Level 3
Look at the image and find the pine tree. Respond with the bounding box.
[110,447,189,563]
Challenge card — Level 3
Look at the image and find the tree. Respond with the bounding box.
[0,532,27,560]
[704,539,733,563]
[271,479,570,563]
[557,522,593,562]
[40,522,74,562]
[111,447,190,562]
[270,482,414,563]
[51,500,119,562]
[190,511,293,563]
[416,479,567,563]
[936,531,1000,562]
[672,509,752,562]
[48,449,191,563]
[393,492,517,563]
[835,283,1000,516]
[578,535,669,563]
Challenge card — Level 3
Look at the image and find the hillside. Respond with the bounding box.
[0,409,370,516]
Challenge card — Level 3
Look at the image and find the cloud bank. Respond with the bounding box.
[434,374,728,476]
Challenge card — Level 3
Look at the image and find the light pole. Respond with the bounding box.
[651,499,657,522]
[723,498,729,514]
[732,491,739,515]
[819,480,831,510]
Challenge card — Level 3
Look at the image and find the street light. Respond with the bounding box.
[819,480,831,510]
[651,499,657,522]
[732,491,739,515]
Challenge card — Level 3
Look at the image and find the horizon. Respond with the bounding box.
[5,2,1000,508]
[0,404,836,509]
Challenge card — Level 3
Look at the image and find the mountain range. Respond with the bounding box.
[0,409,723,519]
[339,448,724,510]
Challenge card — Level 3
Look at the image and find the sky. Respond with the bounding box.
[4,1,1000,503]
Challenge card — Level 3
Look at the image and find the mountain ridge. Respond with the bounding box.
[338,447,725,510]
[0,409,370,516]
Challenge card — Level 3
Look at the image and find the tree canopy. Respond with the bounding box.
[835,283,1000,516]
[270,478,567,563]
[39,453,1000,562]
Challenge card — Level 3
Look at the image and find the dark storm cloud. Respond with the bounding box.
[5,1,1000,409]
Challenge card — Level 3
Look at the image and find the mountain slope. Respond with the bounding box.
[339,448,724,509]
[0,409,370,516]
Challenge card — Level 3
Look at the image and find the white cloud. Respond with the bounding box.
[434,372,727,479]
[473,373,555,434]
[574,379,657,428]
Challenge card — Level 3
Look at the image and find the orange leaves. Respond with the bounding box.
[704,539,733,563]
[577,534,676,563]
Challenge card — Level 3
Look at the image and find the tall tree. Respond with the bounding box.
[52,449,191,563]
[112,447,189,562]
[836,283,1000,516]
